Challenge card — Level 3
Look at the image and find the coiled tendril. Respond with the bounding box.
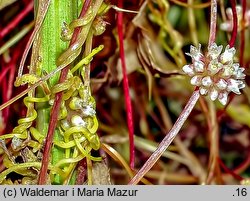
[0,1,105,184]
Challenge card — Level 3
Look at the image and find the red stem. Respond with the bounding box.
[229,0,238,48]
[0,1,34,39]
[217,0,241,115]
[128,90,200,185]
[239,0,246,66]
[218,157,243,181]
[38,0,92,185]
[233,148,250,174]
[0,66,11,84]
[219,0,240,110]
[0,66,11,122]
[117,0,135,170]
[75,159,87,185]
[4,64,15,122]
[0,44,21,125]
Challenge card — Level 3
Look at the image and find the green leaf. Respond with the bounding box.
[227,104,250,127]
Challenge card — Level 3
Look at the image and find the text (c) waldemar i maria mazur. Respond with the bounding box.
[19,187,138,197]
[74,187,138,197]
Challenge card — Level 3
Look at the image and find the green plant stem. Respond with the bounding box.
[38,0,104,184]
[34,0,79,184]
[128,90,200,185]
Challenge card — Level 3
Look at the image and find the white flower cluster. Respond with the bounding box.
[183,43,245,105]
[220,5,250,32]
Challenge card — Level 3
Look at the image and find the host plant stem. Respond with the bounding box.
[34,0,80,184]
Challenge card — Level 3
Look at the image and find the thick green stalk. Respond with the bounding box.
[34,0,80,184]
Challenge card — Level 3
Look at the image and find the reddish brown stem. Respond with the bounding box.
[128,90,200,185]
[75,159,87,184]
[229,0,238,48]
[38,0,92,185]
[0,1,33,39]
[117,0,135,169]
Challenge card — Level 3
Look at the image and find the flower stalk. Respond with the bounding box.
[129,90,200,184]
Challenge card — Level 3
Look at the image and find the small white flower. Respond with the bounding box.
[227,79,245,94]
[232,63,246,79]
[216,79,227,90]
[220,45,236,64]
[202,76,212,87]
[208,43,223,59]
[186,44,203,61]
[194,61,205,72]
[182,43,246,105]
[190,75,202,86]
[218,91,229,105]
[183,65,195,76]
[199,87,208,95]
[82,105,96,117]
[71,115,86,127]
[208,59,223,75]
[222,64,234,77]
[210,88,219,101]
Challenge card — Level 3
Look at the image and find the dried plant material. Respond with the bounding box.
[101,134,128,144]
[0,0,17,10]
[108,39,141,82]
[133,2,179,73]
[137,35,180,76]
[92,162,112,185]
